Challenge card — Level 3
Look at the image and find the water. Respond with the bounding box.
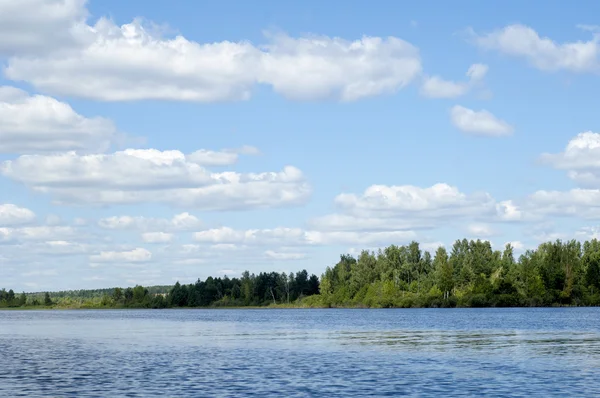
[0,308,599,397]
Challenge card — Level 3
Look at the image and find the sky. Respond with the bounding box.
[2,0,600,291]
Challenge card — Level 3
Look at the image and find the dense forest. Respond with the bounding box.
[320,239,600,308]
[2,238,600,309]
[0,270,320,309]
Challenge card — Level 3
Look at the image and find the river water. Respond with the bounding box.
[0,308,599,397]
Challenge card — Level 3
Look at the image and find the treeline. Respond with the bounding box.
[0,290,52,308]
[3,238,600,309]
[319,239,600,307]
[41,285,172,300]
[0,269,320,309]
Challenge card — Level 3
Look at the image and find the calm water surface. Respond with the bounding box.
[0,308,599,397]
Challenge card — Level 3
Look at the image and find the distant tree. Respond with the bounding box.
[295,270,309,297]
[434,247,453,299]
[132,285,147,303]
[18,292,26,306]
[124,287,134,303]
[113,287,123,303]
[584,251,600,293]
[307,274,320,296]
[44,292,53,306]
[100,294,111,306]
[169,282,188,307]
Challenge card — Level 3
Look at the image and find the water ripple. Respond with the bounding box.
[0,308,599,396]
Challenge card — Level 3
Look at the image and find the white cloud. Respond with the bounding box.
[187,150,237,166]
[0,86,116,153]
[0,226,81,243]
[6,18,260,102]
[421,76,468,98]
[305,230,417,246]
[527,189,600,219]
[25,240,88,256]
[141,232,174,243]
[0,0,89,56]
[259,33,421,101]
[576,226,600,241]
[450,105,513,136]
[311,183,522,232]
[308,213,434,232]
[334,183,491,217]
[0,204,35,226]
[0,240,89,266]
[540,131,600,187]
[264,250,306,260]
[194,227,305,245]
[1,149,310,209]
[420,63,488,98]
[496,200,522,221]
[505,241,525,251]
[471,24,600,73]
[99,212,201,231]
[466,63,489,81]
[187,146,259,166]
[3,9,422,102]
[90,248,152,263]
[193,226,417,247]
[527,132,600,220]
[467,223,495,237]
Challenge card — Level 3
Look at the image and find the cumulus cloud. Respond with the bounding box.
[539,131,600,187]
[470,24,600,73]
[496,200,522,221]
[99,212,201,231]
[259,33,421,101]
[576,226,600,241]
[0,0,89,56]
[193,226,417,247]
[90,248,152,263]
[0,149,310,209]
[0,226,80,242]
[0,204,35,226]
[467,223,495,237]
[304,230,417,245]
[141,232,174,243]
[188,146,259,166]
[528,132,600,219]
[6,17,260,102]
[20,240,88,256]
[420,63,488,98]
[3,8,422,102]
[0,86,116,153]
[450,105,513,136]
[334,184,492,217]
[526,189,600,219]
[311,183,522,232]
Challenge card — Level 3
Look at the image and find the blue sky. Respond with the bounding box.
[1,0,600,291]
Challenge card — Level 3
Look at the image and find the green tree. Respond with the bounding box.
[113,287,123,303]
[18,292,26,306]
[44,292,53,306]
[434,247,453,299]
